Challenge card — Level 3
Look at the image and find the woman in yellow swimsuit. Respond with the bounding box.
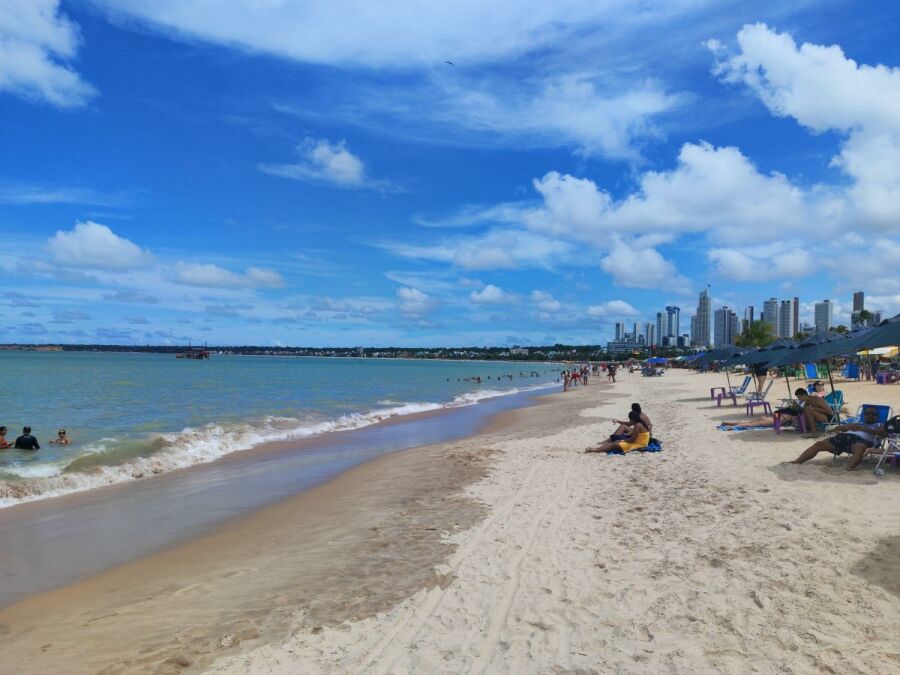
[585,411,650,454]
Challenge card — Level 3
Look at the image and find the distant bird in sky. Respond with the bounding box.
[444,61,455,65]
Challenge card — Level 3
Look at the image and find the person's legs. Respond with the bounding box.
[721,415,773,428]
[585,440,619,453]
[613,424,631,436]
[791,439,835,464]
[845,442,870,470]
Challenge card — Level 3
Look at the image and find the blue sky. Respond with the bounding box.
[3,0,900,347]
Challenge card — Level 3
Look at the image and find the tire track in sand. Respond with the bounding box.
[360,458,544,674]
[472,452,577,674]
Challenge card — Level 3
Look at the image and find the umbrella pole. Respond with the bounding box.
[827,359,840,423]
[785,369,792,399]
[725,367,732,392]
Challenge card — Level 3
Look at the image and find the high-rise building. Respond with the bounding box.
[792,297,799,337]
[779,298,797,338]
[853,291,865,312]
[714,306,739,346]
[744,305,754,326]
[814,300,833,331]
[633,322,643,338]
[665,306,680,340]
[871,311,883,326]
[763,298,779,333]
[655,312,665,346]
[692,288,711,347]
[614,322,625,341]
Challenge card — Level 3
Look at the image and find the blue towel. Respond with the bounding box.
[607,440,663,454]
[717,424,771,432]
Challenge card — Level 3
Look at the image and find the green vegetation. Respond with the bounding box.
[735,321,775,348]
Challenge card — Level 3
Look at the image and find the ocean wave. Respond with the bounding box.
[0,382,556,508]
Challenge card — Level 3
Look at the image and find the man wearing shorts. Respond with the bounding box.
[790,407,885,471]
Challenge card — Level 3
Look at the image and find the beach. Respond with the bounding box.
[2,369,900,673]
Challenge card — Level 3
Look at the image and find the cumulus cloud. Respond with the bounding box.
[0,0,96,107]
[600,238,691,292]
[470,284,511,304]
[710,23,900,230]
[47,221,154,270]
[707,247,815,282]
[396,287,437,315]
[260,138,390,190]
[531,290,561,313]
[586,300,640,317]
[171,262,285,289]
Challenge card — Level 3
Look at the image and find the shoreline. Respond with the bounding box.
[0,378,560,509]
[0,380,602,674]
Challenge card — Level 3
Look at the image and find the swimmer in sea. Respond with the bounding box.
[0,426,10,449]
[50,429,70,445]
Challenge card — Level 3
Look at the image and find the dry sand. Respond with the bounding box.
[3,370,900,674]
[208,369,900,674]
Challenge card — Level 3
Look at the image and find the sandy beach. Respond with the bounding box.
[2,369,900,674]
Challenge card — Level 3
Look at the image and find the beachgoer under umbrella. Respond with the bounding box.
[789,407,886,470]
[585,411,649,454]
[720,389,831,430]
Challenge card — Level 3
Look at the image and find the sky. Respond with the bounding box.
[2,0,900,347]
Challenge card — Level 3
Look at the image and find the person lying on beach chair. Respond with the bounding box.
[586,411,649,454]
[611,403,652,437]
[720,389,831,430]
[789,407,886,471]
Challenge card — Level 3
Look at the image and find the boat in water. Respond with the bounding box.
[176,344,211,359]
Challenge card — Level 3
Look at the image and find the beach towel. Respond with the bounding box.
[716,424,771,432]
[607,439,663,454]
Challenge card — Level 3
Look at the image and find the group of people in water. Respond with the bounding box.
[0,426,70,451]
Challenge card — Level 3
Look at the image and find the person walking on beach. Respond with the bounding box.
[789,407,885,470]
[14,426,40,450]
[608,364,617,382]
[0,426,10,449]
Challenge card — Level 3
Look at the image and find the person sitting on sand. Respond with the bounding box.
[612,403,652,437]
[13,426,40,450]
[49,429,70,445]
[0,426,10,449]
[586,411,650,454]
[720,389,831,430]
[789,406,886,471]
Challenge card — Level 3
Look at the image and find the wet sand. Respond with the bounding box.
[0,383,588,674]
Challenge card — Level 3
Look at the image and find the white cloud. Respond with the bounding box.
[470,284,511,304]
[586,300,640,318]
[260,138,377,188]
[531,290,561,313]
[0,0,96,107]
[396,287,437,315]
[707,247,814,282]
[381,229,571,271]
[710,23,900,230]
[171,262,285,289]
[47,221,154,270]
[600,238,690,292]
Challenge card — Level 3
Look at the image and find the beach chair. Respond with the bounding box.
[716,376,751,406]
[803,363,818,380]
[830,404,894,466]
[842,363,860,381]
[744,380,774,416]
[728,376,751,396]
[874,416,900,476]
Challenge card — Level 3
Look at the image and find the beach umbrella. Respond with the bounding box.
[768,331,854,405]
[697,346,754,391]
[848,314,900,352]
[727,339,795,392]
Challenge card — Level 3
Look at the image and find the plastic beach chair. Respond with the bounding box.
[874,415,900,476]
[829,404,894,466]
[744,380,774,416]
[842,363,860,381]
[728,376,752,395]
[803,363,818,380]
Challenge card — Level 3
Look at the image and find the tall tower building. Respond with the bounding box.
[614,322,625,341]
[645,323,656,347]
[655,312,665,346]
[814,300,833,332]
[744,305,754,326]
[792,297,799,337]
[779,298,796,338]
[853,291,865,312]
[665,306,681,340]
[763,298,779,334]
[714,307,739,346]
[694,288,711,347]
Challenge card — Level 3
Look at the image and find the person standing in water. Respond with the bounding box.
[50,429,70,445]
[0,426,10,449]
[14,426,40,450]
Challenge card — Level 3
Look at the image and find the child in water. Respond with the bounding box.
[50,429,71,445]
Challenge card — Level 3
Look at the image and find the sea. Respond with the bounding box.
[0,351,561,507]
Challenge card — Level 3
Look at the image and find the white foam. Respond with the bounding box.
[0,382,558,508]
